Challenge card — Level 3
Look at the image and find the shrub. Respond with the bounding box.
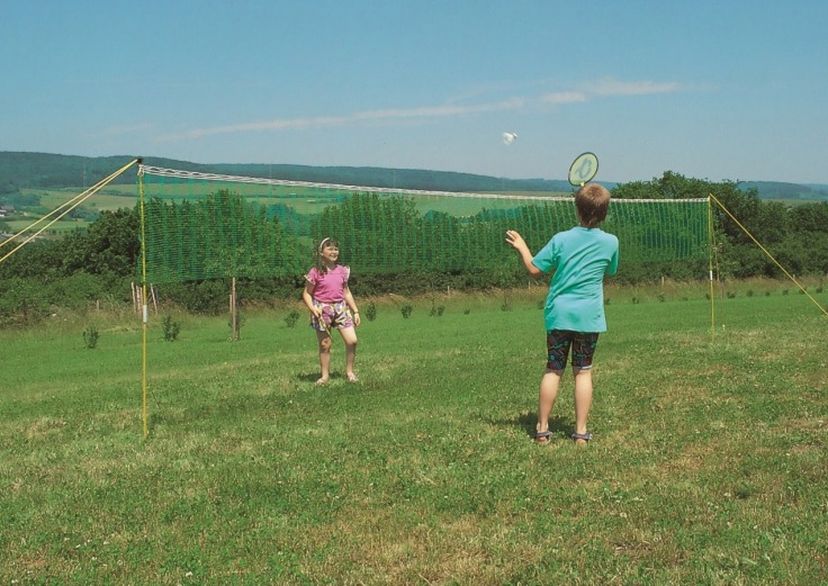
[284,310,300,328]
[727,291,737,299]
[162,315,181,341]
[657,293,666,303]
[82,325,99,349]
[746,290,754,297]
[401,304,413,319]
[364,302,377,322]
[463,308,471,315]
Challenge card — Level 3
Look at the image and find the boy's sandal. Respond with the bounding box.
[571,431,593,443]
[534,430,553,444]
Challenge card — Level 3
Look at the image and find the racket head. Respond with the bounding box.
[568,152,599,186]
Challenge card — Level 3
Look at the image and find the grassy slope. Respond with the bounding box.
[0,291,826,583]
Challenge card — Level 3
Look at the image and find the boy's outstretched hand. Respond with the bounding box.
[505,229,543,277]
[505,229,528,253]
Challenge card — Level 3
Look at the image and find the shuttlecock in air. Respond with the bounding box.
[502,131,518,145]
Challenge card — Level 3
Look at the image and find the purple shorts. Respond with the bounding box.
[546,330,599,371]
[310,299,354,332]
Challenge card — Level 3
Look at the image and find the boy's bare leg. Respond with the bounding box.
[537,369,562,433]
[573,367,593,438]
[339,326,358,381]
[316,331,332,383]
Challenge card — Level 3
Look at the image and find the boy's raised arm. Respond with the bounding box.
[505,230,543,277]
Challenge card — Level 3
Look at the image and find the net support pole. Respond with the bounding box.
[138,160,150,438]
[707,195,716,338]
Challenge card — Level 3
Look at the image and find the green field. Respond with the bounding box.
[1,288,826,583]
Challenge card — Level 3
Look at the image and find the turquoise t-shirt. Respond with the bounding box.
[531,226,619,333]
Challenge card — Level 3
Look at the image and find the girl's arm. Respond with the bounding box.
[302,282,322,318]
[505,230,543,277]
[343,284,361,327]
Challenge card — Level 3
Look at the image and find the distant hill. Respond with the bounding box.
[0,151,573,195]
[737,181,828,201]
[2,152,826,201]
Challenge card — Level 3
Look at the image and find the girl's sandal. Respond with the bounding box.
[346,373,359,383]
[534,430,553,444]
[315,377,329,386]
[571,431,593,445]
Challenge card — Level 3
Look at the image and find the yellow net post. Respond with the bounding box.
[707,195,716,338]
[138,161,150,438]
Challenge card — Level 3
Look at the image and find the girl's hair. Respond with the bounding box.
[314,237,340,273]
[575,183,611,228]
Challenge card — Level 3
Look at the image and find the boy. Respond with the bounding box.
[505,183,619,445]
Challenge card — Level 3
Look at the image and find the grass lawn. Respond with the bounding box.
[0,289,826,583]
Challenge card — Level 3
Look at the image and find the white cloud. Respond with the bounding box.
[159,79,685,141]
[540,91,588,104]
[584,79,683,96]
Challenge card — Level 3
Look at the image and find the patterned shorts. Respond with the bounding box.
[310,299,354,332]
[546,330,600,371]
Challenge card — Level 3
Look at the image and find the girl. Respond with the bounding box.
[302,237,361,384]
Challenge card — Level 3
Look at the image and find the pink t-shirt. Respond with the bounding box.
[305,265,351,303]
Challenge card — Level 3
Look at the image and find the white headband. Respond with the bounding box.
[318,237,331,253]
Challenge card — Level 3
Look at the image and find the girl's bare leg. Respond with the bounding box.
[339,326,358,381]
[316,330,332,383]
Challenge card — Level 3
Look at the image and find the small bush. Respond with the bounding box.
[162,315,181,341]
[746,290,754,297]
[436,305,445,316]
[657,293,666,303]
[82,325,99,349]
[816,286,823,293]
[631,297,640,304]
[727,291,737,299]
[463,308,471,315]
[401,304,413,319]
[798,288,807,294]
[782,289,789,296]
[284,310,300,328]
[365,302,377,321]
[765,291,771,296]
[604,298,611,305]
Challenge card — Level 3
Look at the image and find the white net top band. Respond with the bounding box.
[138,165,706,204]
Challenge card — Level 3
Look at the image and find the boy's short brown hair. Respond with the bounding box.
[575,183,611,228]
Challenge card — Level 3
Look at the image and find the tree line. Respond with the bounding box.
[0,172,826,325]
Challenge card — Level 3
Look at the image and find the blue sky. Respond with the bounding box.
[2,0,827,183]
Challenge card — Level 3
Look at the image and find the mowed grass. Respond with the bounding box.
[0,290,826,584]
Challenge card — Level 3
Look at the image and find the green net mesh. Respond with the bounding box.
[138,166,708,283]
